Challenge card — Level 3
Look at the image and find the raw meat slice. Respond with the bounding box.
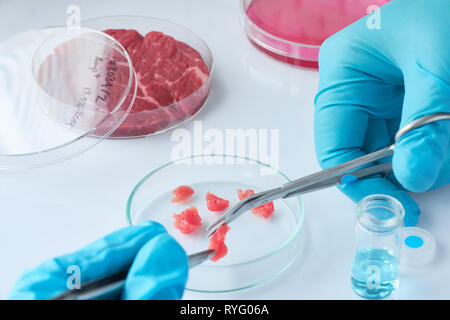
[206,192,230,212]
[237,188,255,200]
[208,224,231,262]
[237,188,274,219]
[103,29,210,137]
[171,185,194,203]
[252,202,275,219]
[173,206,202,235]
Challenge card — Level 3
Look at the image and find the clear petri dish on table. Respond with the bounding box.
[241,0,390,68]
[127,154,305,293]
[82,16,214,138]
[0,26,135,169]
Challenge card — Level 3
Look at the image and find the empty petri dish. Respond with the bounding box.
[241,0,390,68]
[0,27,135,169]
[127,154,304,292]
[82,16,213,138]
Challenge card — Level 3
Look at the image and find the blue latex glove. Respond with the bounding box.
[9,221,188,300]
[315,0,450,226]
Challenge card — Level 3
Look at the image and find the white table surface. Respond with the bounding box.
[0,0,449,300]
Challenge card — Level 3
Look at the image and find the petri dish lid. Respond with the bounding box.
[401,227,437,267]
[0,26,136,169]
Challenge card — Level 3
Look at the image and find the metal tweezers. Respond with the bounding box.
[207,112,450,237]
[52,249,215,300]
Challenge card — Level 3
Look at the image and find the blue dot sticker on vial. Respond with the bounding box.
[404,235,424,249]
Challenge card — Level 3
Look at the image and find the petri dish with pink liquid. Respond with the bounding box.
[241,0,390,68]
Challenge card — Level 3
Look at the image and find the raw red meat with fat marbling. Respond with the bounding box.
[103,29,210,136]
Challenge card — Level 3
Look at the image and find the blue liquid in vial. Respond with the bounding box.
[351,248,399,299]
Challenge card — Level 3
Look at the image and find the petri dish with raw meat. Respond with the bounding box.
[126,154,305,293]
[82,16,213,138]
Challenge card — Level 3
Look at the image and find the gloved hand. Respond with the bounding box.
[9,221,188,300]
[314,0,449,226]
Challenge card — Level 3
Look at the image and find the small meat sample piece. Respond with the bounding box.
[237,189,275,219]
[103,29,210,136]
[171,185,194,203]
[251,202,275,219]
[208,224,231,262]
[173,206,202,235]
[206,192,230,212]
[237,188,255,200]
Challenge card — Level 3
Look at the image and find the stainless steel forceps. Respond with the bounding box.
[207,112,450,237]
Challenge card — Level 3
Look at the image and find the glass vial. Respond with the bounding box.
[351,194,404,299]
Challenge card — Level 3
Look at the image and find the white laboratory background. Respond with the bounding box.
[0,0,449,299]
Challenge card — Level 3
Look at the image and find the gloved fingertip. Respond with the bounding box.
[393,124,449,193]
[394,144,440,193]
[385,172,406,191]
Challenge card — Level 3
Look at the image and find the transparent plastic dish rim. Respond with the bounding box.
[240,0,321,49]
[1,16,214,165]
[32,26,135,116]
[81,15,215,139]
[0,26,135,163]
[126,154,305,268]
